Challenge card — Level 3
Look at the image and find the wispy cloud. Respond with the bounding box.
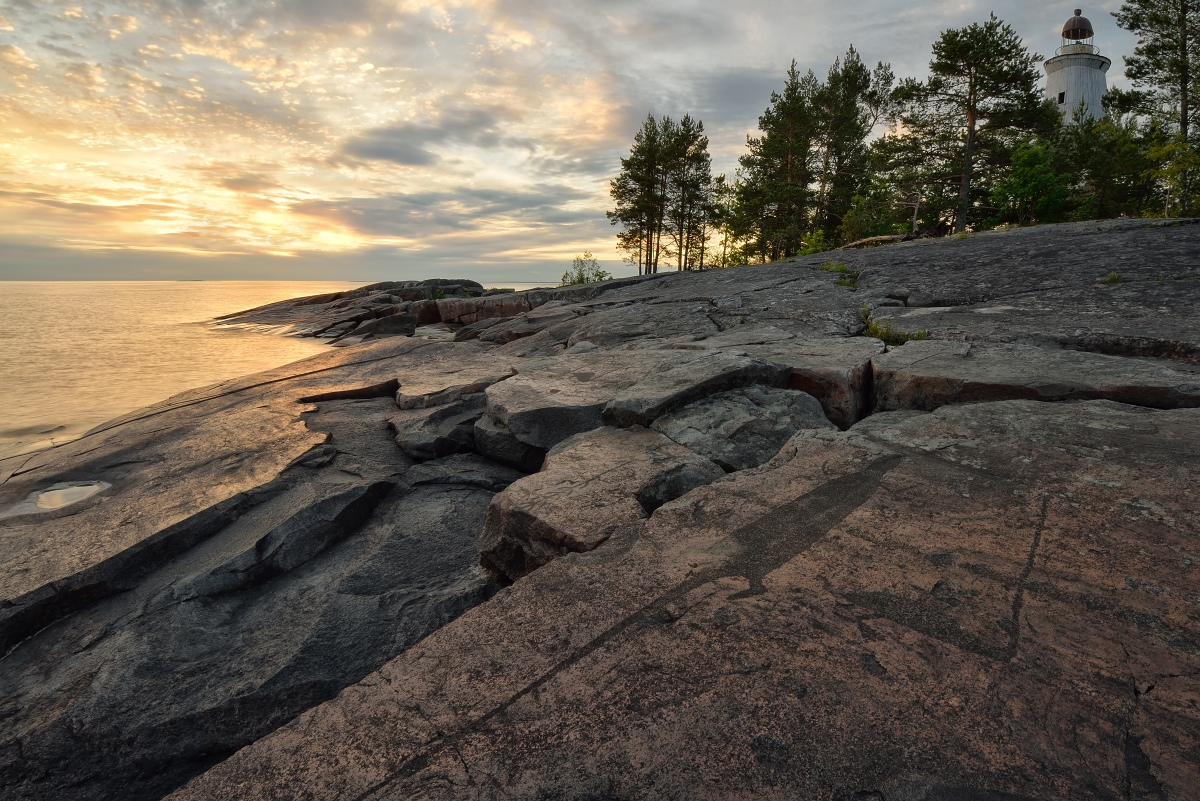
[0,0,1138,280]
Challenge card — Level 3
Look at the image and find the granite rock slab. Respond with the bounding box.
[650,385,835,471]
[478,426,724,580]
[873,339,1200,412]
[168,400,1200,800]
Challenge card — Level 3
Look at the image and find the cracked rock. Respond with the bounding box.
[478,426,724,581]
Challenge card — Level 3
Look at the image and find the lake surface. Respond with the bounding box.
[0,281,367,460]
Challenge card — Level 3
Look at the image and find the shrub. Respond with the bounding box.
[561,252,611,286]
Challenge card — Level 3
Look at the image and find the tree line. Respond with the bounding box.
[608,1,1199,271]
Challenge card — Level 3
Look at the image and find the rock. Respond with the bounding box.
[651,385,835,471]
[164,481,395,601]
[483,350,669,450]
[676,326,885,427]
[6,219,1200,801]
[478,303,586,345]
[478,426,724,580]
[873,340,1200,412]
[603,350,792,427]
[389,395,486,461]
[169,400,1200,801]
[348,313,418,339]
[472,415,546,473]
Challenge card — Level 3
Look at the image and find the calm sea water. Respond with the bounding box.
[0,281,366,460]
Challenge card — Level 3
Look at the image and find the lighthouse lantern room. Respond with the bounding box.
[1044,9,1111,122]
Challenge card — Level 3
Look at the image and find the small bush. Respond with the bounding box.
[486,287,516,293]
[1098,272,1125,285]
[858,304,929,346]
[561,252,611,286]
[799,230,832,255]
[432,288,447,300]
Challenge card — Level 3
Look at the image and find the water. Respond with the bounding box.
[0,281,365,460]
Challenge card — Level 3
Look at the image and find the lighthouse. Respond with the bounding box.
[1044,9,1111,122]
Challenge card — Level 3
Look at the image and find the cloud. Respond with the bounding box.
[0,44,37,70]
[0,0,1143,280]
[294,184,592,238]
[340,105,528,166]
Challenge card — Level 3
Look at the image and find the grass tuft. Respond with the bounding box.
[1098,272,1126,285]
[857,304,929,346]
[823,259,862,289]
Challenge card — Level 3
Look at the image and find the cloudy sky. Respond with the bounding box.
[0,1,1136,283]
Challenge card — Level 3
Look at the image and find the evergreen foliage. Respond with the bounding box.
[607,114,716,273]
[607,12,1200,264]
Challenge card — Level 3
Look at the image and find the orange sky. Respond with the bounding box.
[0,1,1135,281]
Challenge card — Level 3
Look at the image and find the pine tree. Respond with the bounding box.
[1116,0,1200,142]
[608,114,716,273]
[892,14,1059,232]
[1115,0,1200,210]
[736,61,819,260]
[811,48,895,240]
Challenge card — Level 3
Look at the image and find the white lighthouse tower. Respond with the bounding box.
[1044,9,1111,122]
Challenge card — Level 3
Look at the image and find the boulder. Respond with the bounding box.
[483,350,670,450]
[651,385,834,471]
[349,313,418,339]
[676,326,885,427]
[472,415,546,474]
[478,426,724,580]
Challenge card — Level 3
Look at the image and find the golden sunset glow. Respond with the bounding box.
[0,1,1135,280]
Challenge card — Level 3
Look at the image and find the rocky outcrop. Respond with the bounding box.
[874,339,1200,411]
[479,426,725,581]
[650,385,835,471]
[3,219,1200,801]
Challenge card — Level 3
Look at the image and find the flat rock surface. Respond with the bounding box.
[2,219,1199,800]
[874,339,1200,412]
[169,400,1200,801]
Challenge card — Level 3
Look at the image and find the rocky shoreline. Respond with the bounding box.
[2,219,1198,800]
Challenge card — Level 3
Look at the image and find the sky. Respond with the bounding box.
[0,1,1137,283]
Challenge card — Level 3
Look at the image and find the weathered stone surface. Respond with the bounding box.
[389,394,486,461]
[0,349,514,801]
[874,339,1200,412]
[472,414,546,473]
[169,400,1200,801]
[675,325,885,427]
[6,219,1200,801]
[603,350,792,427]
[477,301,586,345]
[651,385,834,471]
[479,426,724,580]
[482,350,669,450]
[344,312,418,339]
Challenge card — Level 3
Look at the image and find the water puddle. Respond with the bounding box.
[0,481,111,521]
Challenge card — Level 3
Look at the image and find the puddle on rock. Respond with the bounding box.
[36,483,109,509]
[0,481,112,521]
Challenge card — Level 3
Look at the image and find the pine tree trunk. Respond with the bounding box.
[1180,0,1191,212]
[955,106,977,233]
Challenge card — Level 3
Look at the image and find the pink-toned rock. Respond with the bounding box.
[478,425,723,580]
[676,326,885,427]
[167,400,1200,800]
